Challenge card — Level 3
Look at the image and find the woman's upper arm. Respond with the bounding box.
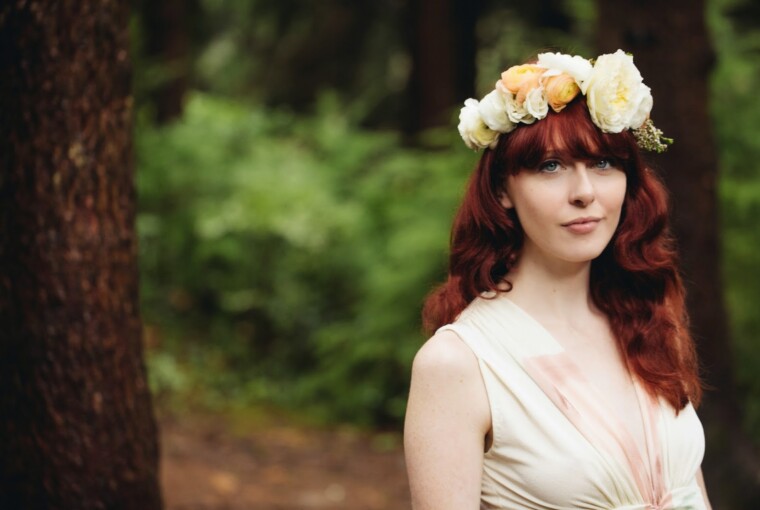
[403,330,492,510]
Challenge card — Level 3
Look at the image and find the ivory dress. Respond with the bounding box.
[438,293,707,510]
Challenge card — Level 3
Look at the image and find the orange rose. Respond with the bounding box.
[543,73,580,112]
[500,65,545,95]
[516,75,542,105]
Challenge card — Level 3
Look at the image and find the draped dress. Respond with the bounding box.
[437,293,707,510]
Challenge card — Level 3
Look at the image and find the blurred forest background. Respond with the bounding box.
[128,0,759,507]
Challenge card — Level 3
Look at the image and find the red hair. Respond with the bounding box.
[423,98,701,410]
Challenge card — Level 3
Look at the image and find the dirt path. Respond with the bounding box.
[159,413,411,510]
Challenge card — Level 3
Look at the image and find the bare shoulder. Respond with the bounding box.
[411,329,480,381]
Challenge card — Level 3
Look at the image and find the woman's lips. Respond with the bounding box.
[562,217,601,234]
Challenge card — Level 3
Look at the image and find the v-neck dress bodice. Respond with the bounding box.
[438,293,706,510]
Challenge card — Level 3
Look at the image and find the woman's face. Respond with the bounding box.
[501,154,627,268]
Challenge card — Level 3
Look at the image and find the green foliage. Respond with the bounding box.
[137,93,477,424]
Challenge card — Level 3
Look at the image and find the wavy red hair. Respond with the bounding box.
[423,98,701,410]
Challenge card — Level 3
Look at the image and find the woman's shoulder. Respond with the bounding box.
[408,330,491,434]
[414,329,475,368]
[412,329,479,378]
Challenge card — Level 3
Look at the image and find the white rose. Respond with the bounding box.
[629,84,653,129]
[458,98,499,150]
[583,49,653,133]
[505,93,535,124]
[524,87,549,120]
[536,52,593,87]
[478,89,516,133]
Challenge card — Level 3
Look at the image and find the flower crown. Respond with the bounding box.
[457,49,672,153]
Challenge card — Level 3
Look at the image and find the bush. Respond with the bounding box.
[137,92,477,424]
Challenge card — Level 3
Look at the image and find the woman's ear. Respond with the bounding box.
[498,190,513,209]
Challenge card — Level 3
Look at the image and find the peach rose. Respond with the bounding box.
[515,75,542,105]
[543,73,580,112]
[500,64,545,95]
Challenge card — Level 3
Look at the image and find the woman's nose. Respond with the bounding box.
[569,164,595,207]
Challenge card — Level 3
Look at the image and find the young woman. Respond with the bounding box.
[404,50,712,510]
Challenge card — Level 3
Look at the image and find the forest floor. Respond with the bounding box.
[159,410,411,510]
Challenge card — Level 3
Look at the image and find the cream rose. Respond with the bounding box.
[629,85,653,129]
[500,64,545,95]
[458,98,499,149]
[543,73,580,112]
[505,93,535,124]
[536,52,593,87]
[478,89,516,133]
[524,87,549,120]
[583,49,653,133]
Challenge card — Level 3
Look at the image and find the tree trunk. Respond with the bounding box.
[139,0,190,123]
[0,1,162,508]
[406,0,481,133]
[258,1,377,111]
[596,0,760,506]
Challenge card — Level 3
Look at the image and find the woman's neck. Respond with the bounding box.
[504,251,597,325]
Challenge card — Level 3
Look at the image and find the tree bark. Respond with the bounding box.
[258,1,377,110]
[0,1,162,508]
[406,0,481,133]
[139,0,190,123]
[596,0,760,506]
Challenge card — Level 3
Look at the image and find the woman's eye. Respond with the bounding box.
[539,160,561,173]
[594,159,612,169]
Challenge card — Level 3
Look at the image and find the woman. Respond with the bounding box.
[404,50,712,510]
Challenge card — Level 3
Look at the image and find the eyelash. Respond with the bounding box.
[538,160,561,173]
[537,158,615,173]
[594,159,612,169]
